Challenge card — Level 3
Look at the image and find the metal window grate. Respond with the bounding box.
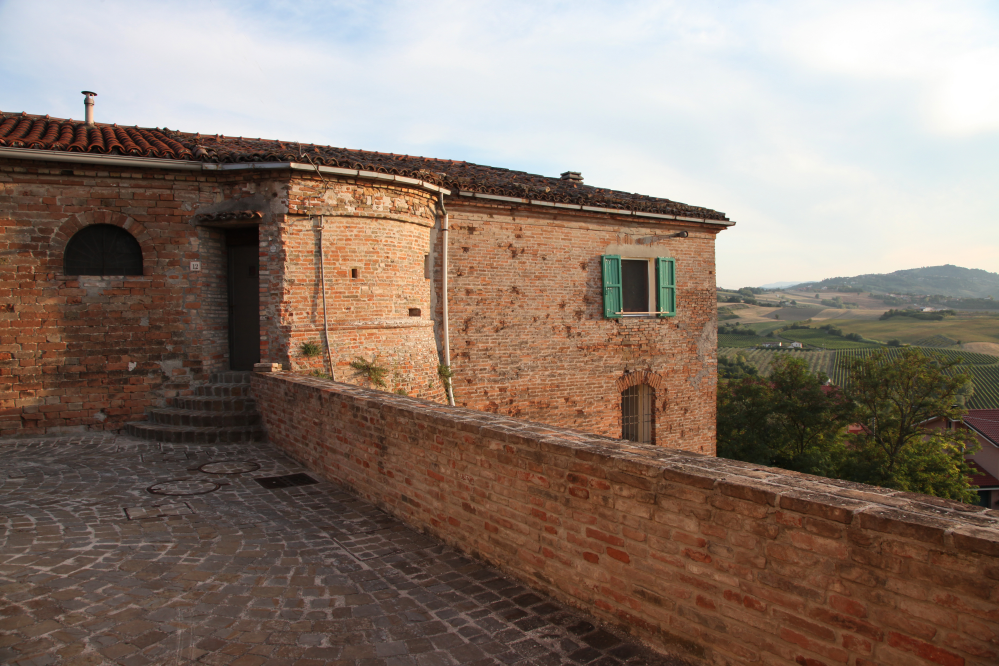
[622,384,653,443]
[63,224,143,276]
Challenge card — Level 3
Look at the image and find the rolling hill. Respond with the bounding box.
[795,265,999,299]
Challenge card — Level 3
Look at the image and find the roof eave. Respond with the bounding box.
[0,146,732,221]
[454,190,733,226]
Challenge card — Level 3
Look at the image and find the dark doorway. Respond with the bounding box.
[227,228,260,371]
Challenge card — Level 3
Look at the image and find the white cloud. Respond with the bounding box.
[1,0,997,287]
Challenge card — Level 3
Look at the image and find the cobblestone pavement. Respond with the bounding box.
[0,433,690,666]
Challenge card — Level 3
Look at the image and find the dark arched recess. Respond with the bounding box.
[64,224,143,276]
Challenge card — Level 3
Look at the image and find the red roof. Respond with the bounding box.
[0,111,728,222]
[965,409,999,448]
[968,459,999,489]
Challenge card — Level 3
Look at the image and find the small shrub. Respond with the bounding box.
[887,339,901,347]
[309,369,332,380]
[438,363,454,400]
[299,341,322,358]
[349,356,388,388]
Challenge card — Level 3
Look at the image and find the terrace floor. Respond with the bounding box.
[0,433,689,666]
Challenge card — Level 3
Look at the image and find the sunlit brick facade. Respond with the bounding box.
[0,111,731,449]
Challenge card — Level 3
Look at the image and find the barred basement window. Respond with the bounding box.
[622,383,653,443]
[64,224,143,276]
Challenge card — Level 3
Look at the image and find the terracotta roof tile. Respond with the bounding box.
[966,409,999,447]
[0,111,728,221]
[969,460,999,489]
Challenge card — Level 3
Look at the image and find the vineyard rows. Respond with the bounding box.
[962,366,999,409]
[832,348,999,409]
[717,348,835,377]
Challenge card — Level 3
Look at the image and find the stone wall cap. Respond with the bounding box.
[253,371,999,547]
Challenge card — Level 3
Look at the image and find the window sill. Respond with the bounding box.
[616,313,675,318]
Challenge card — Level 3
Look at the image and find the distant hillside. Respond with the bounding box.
[796,265,999,299]
[758,281,804,289]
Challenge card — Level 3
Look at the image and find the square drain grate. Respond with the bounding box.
[254,472,319,489]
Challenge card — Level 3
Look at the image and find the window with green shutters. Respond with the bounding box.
[602,255,622,318]
[656,257,676,317]
[601,255,676,318]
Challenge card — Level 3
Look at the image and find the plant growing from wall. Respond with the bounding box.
[438,363,454,402]
[349,356,388,388]
[299,341,322,358]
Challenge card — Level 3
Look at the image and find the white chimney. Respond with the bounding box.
[82,91,97,126]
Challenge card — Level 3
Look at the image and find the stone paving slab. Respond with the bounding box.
[0,434,692,666]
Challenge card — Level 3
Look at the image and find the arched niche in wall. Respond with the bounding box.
[53,212,154,277]
[63,224,143,276]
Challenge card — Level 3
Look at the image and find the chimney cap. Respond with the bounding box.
[560,171,583,182]
[81,91,97,97]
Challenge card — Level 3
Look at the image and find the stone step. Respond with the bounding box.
[170,396,258,412]
[124,422,264,444]
[147,408,260,428]
[210,371,253,385]
[194,383,252,398]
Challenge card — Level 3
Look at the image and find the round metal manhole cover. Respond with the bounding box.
[148,478,222,496]
[198,461,261,475]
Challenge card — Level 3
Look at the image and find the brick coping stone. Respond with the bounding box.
[259,372,999,550]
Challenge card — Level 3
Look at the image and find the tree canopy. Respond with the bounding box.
[717,348,981,503]
[718,356,852,477]
[838,348,979,502]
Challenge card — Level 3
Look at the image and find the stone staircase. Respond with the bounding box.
[125,372,264,443]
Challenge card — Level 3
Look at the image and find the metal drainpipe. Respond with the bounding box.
[439,192,455,406]
[318,216,336,380]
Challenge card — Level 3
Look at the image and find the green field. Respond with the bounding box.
[912,334,961,348]
[767,306,825,321]
[818,313,999,346]
[718,348,835,376]
[718,333,773,348]
[778,329,880,349]
[832,348,999,409]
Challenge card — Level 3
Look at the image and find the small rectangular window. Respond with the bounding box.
[601,255,676,318]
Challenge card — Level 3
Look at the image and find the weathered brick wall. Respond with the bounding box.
[436,201,722,454]
[0,157,282,434]
[278,176,443,400]
[255,371,999,666]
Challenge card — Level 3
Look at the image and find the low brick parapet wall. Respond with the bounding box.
[253,372,999,666]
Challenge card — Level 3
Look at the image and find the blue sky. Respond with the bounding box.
[2,0,997,288]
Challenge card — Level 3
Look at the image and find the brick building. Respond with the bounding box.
[0,101,732,451]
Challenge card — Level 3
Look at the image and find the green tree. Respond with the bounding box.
[718,353,759,380]
[839,348,979,502]
[718,357,853,476]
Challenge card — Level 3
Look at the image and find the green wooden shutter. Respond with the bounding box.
[656,257,676,317]
[602,255,622,319]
